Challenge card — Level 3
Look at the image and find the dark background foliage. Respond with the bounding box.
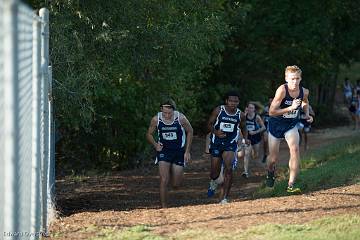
[27,0,360,174]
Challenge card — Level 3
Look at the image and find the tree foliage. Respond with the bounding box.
[27,0,360,172]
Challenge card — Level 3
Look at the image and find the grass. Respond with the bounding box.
[85,215,360,240]
[90,225,164,240]
[254,136,360,198]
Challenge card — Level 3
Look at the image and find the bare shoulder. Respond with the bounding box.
[277,84,286,93]
[179,112,190,125]
[212,106,221,114]
[274,84,286,99]
[150,115,158,125]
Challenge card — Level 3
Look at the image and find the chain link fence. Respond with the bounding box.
[0,0,54,239]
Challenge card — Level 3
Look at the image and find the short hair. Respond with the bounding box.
[160,98,176,110]
[285,65,302,75]
[224,90,240,100]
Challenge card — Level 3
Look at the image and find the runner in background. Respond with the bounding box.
[297,105,315,151]
[241,102,265,178]
[261,97,273,163]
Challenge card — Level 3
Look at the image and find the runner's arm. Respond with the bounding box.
[207,106,226,138]
[180,114,193,163]
[240,111,250,144]
[146,116,161,150]
[180,114,193,153]
[301,89,314,123]
[256,115,266,133]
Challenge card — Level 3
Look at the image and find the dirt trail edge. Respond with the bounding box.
[50,127,360,239]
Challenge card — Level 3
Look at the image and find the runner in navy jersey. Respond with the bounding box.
[297,105,315,151]
[261,97,273,163]
[241,102,266,178]
[206,91,248,204]
[266,65,313,193]
[146,99,193,208]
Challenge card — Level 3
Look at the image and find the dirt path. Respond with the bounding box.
[50,126,360,239]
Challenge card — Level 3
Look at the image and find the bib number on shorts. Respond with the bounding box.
[162,132,177,140]
[220,122,235,132]
[283,109,298,118]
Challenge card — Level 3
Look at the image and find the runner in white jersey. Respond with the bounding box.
[146,99,193,208]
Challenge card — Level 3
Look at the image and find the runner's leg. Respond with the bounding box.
[220,151,235,200]
[159,161,171,208]
[284,127,301,185]
[267,133,280,171]
[171,164,184,189]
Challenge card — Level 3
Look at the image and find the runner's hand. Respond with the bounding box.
[213,129,226,138]
[155,142,163,151]
[184,151,191,164]
[291,98,302,111]
[305,115,313,123]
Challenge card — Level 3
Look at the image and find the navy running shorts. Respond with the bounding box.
[156,148,185,166]
[209,141,237,158]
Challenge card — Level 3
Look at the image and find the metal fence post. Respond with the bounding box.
[39,7,50,233]
[47,65,56,224]
[2,0,20,236]
[31,14,42,237]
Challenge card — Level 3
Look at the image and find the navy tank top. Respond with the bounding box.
[157,111,185,150]
[271,84,304,126]
[211,105,241,144]
[245,113,260,132]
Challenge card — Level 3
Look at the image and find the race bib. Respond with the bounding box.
[220,122,235,132]
[162,132,177,140]
[283,109,299,118]
[246,125,255,131]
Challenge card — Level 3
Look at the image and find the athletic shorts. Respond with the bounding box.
[269,118,298,139]
[248,133,262,145]
[209,141,237,158]
[156,148,185,166]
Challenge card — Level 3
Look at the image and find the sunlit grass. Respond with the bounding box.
[254,136,360,198]
[86,215,360,240]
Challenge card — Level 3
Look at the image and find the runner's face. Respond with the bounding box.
[247,104,255,113]
[161,107,174,120]
[285,72,302,90]
[226,96,239,110]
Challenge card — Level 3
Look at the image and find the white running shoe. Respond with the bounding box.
[219,198,229,204]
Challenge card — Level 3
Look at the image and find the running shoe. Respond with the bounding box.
[287,184,301,194]
[219,198,229,204]
[265,170,275,187]
[241,172,249,179]
[207,179,218,197]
